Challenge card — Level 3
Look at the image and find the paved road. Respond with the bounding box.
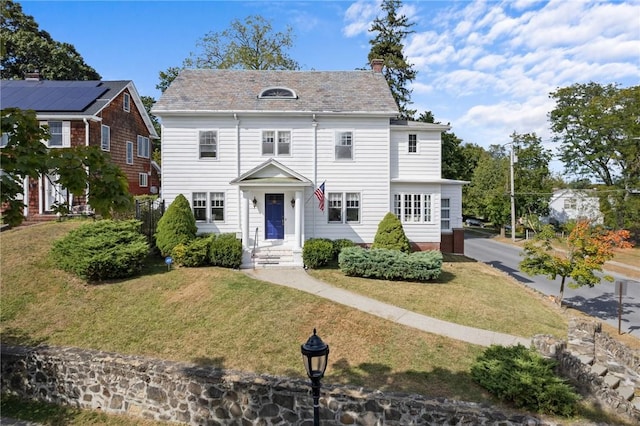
[464,232,640,336]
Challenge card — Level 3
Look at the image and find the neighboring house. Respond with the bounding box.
[546,189,603,225]
[1,76,159,220]
[152,63,465,268]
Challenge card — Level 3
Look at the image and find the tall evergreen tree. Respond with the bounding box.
[368,0,417,120]
[1,0,100,80]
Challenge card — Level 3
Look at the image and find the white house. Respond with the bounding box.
[152,63,465,268]
[547,189,603,225]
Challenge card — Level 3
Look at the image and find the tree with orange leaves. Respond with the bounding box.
[519,220,633,304]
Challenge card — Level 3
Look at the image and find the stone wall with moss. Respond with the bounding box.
[0,344,550,425]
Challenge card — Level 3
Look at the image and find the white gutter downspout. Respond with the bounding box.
[312,114,318,238]
[234,113,243,243]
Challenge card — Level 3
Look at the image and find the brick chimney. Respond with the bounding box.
[371,59,384,73]
[25,71,41,81]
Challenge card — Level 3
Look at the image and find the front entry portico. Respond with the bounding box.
[230,159,313,268]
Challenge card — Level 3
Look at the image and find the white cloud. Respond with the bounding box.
[343,0,380,37]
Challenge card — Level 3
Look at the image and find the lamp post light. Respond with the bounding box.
[301,328,329,426]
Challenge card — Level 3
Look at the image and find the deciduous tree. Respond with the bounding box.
[1,108,132,226]
[549,83,640,234]
[157,15,299,92]
[368,0,417,120]
[1,0,100,80]
[520,221,632,304]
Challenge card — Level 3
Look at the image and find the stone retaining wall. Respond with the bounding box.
[533,319,640,421]
[0,344,550,425]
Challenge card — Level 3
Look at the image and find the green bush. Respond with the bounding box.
[155,194,197,256]
[372,212,411,253]
[50,219,149,281]
[338,246,442,281]
[332,238,355,258]
[471,345,580,416]
[303,238,334,268]
[209,233,243,269]
[172,235,213,267]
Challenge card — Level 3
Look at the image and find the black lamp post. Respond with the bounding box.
[301,328,329,426]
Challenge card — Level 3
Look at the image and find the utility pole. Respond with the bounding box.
[510,145,517,242]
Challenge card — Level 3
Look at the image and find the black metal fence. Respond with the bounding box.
[135,198,165,242]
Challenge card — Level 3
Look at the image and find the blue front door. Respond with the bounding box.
[265,194,284,240]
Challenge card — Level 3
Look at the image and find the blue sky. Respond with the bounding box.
[19,0,640,173]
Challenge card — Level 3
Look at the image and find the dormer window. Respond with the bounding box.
[259,87,297,99]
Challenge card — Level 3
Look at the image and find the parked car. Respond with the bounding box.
[465,218,485,228]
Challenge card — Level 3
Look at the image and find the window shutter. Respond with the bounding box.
[62,121,71,147]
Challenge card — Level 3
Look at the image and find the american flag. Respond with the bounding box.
[314,182,325,212]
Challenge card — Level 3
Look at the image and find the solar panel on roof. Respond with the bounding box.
[0,81,108,112]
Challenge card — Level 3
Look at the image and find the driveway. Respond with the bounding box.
[464,231,640,336]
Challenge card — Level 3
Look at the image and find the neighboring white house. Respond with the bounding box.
[152,63,465,267]
[547,189,603,225]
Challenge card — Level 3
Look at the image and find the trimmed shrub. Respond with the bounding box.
[332,238,355,258]
[172,235,213,267]
[209,233,243,269]
[303,238,334,268]
[471,344,580,416]
[338,246,442,281]
[50,219,149,281]
[372,212,411,253]
[155,194,197,256]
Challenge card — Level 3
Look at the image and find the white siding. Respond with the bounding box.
[391,130,442,180]
[160,114,457,247]
[389,183,442,244]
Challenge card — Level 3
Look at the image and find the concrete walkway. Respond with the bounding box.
[244,268,530,347]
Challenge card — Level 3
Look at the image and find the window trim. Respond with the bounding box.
[198,130,218,160]
[393,193,434,224]
[47,121,63,147]
[123,93,131,112]
[327,192,361,224]
[441,198,451,230]
[137,135,150,158]
[210,192,225,222]
[101,125,110,151]
[408,134,418,154]
[258,87,297,99]
[126,141,134,165]
[192,192,207,222]
[335,131,354,161]
[261,129,291,156]
[138,172,148,187]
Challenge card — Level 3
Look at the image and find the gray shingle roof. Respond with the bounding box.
[153,69,399,115]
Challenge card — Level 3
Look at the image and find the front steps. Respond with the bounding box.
[251,247,298,268]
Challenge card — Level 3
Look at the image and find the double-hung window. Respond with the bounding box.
[192,192,207,221]
[48,121,63,147]
[192,192,225,222]
[126,141,134,164]
[210,192,224,221]
[139,172,148,187]
[199,130,217,159]
[441,198,450,230]
[408,134,417,153]
[101,125,110,151]
[564,198,576,210]
[328,192,360,224]
[335,131,353,160]
[262,130,291,156]
[137,135,150,158]
[394,193,433,223]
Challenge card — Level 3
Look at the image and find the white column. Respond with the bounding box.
[294,190,302,250]
[241,191,250,249]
